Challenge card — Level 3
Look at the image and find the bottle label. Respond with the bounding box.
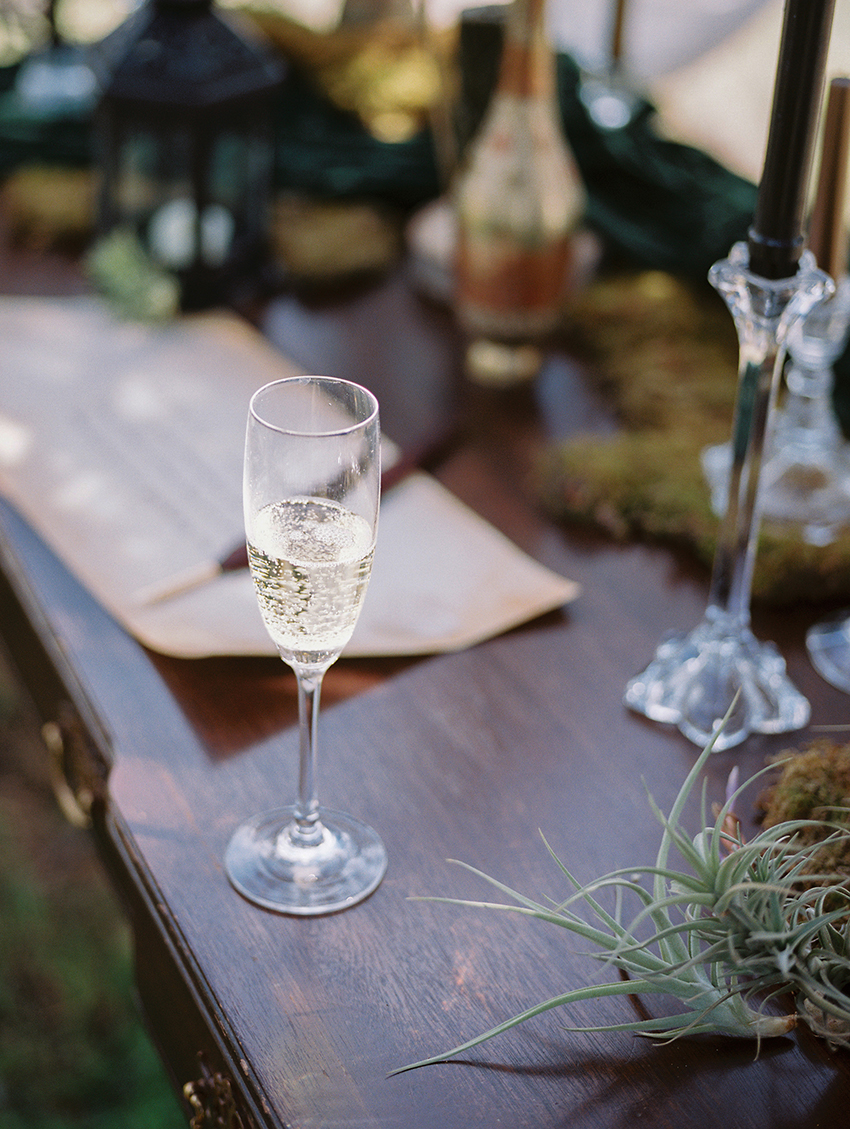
[456,232,571,332]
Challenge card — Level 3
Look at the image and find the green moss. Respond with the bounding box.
[758,740,850,888]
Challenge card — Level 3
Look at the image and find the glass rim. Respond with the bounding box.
[249,376,379,437]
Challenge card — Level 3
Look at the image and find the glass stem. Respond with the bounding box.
[706,350,777,629]
[292,668,326,847]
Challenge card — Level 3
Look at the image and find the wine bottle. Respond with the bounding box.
[453,0,585,385]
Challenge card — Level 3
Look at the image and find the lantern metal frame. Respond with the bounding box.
[91,0,284,309]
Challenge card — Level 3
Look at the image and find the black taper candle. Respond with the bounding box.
[748,0,836,280]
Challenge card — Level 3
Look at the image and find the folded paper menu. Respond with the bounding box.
[0,296,578,658]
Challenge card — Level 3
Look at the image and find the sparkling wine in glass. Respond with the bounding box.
[225,376,386,915]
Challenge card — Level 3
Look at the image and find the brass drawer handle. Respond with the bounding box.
[42,718,92,829]
[183,1067,245,1129]
[41,703,109,830]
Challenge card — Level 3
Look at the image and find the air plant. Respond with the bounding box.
[394,714,850,1074]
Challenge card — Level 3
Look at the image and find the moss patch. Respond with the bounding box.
[757,739,850,891]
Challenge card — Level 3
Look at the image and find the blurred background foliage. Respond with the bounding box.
[0,648,183,1129]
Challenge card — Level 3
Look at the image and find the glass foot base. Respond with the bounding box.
[624,614,810,750]
[464,338,543,387]
[807,611,850,693]
[225,806,387,916]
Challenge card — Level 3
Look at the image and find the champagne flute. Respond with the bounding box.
[225,376,386,915]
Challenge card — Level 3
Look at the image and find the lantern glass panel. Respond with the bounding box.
[92,0,284,309]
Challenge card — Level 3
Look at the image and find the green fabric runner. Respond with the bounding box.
[0,51,758,281]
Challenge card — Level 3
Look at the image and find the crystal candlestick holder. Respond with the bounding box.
[625,243,832,750]
[703,276,850,545]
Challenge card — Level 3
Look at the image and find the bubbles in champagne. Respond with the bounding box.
[248,497,374,666]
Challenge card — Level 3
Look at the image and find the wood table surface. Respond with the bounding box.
[1,219,850,1127]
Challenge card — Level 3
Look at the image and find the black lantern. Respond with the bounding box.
[90,0,284,310]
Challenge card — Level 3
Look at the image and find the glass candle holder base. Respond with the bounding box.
[225,806,388,916]
[758,442,850,546]
[702,433,850,547]
[625,609,811,750]
[807,611,850,693]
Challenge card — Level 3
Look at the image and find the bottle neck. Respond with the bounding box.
[496,0,555,100]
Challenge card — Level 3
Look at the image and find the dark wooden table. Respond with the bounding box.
[2,220,850,1127]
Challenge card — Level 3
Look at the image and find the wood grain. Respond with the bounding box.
[2,243,850,1126]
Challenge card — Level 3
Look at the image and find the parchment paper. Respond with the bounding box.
[0,296,578,658]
